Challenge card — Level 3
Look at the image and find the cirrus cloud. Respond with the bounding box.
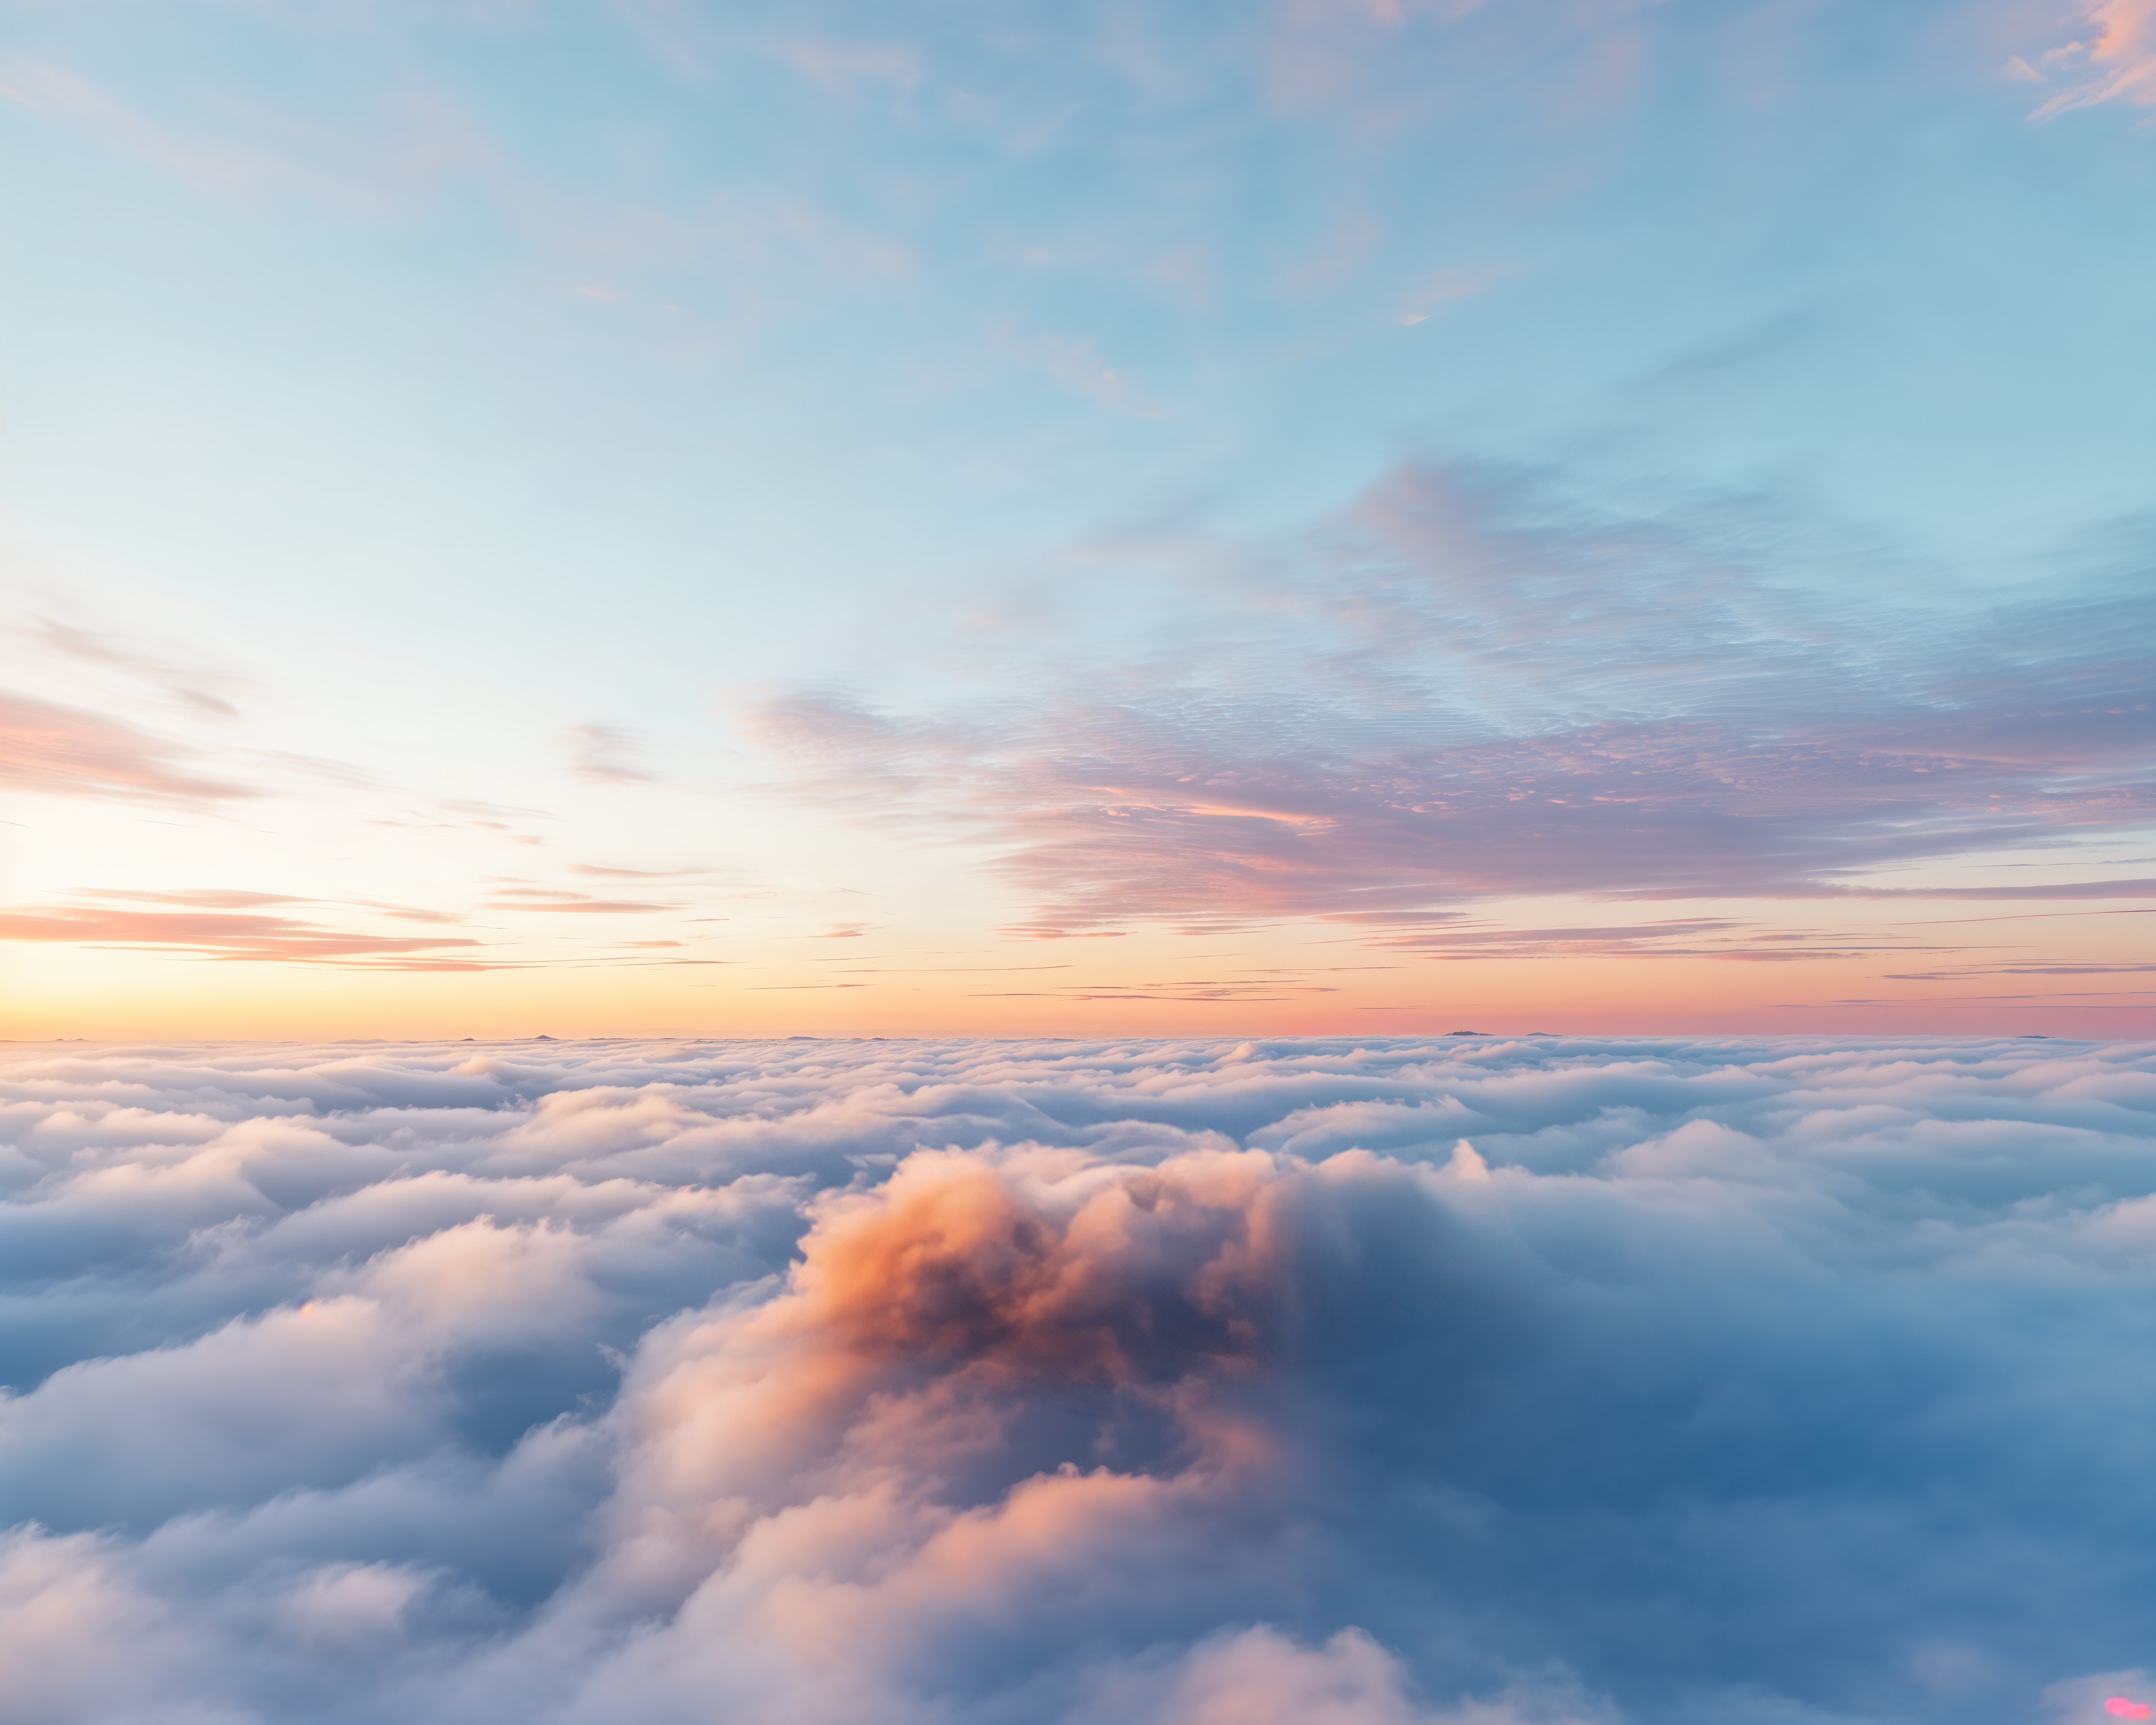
[0,690,253,806]
[746,463,2154,938]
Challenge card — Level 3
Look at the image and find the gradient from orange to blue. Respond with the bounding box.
[2,0,2151,1040]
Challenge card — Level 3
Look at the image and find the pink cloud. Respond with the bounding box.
[77,888,310,910]
[31,619,243,718]
[0,56,491,212]
[772,38,922,96]
[563,723,655,785]
[0,905,495,967]
[1396,263,1507,325]
[1264,0,1652,138]
[0,691,253,805]
[744,464,2155,939]
[485,889,677,914]
[2027,1,2156,117]
[991,325,1166,420]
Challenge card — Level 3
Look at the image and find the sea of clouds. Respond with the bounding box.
[2,1035,2152,1725]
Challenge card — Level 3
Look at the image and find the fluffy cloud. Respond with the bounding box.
[1,1035,2152,1722]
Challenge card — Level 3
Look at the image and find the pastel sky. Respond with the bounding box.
[3,0,2152,1039]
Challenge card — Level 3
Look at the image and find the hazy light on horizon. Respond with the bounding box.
[2,0,2150,1036]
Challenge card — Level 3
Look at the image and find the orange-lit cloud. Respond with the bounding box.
[2027,1,2156,117]
[789,1148,1281,1386]
[0,903,492,966]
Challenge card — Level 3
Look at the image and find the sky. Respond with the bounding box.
[2,0,2153,1039]
[3,1032,2154,1724]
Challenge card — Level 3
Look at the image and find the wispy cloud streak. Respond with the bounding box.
[0,691,253,805]
[749,465,2154,936]
[0,904,492,966]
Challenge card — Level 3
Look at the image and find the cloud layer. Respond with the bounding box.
[750,464,2155,938]
[2,1034,2152,1723]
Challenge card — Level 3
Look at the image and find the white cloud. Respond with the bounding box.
[0,1035,2151,1721]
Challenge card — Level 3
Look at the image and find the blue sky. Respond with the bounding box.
[2,0,2151,1036]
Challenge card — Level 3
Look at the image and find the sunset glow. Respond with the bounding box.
[2,0,2150,1040]
[4,4,2154,1723]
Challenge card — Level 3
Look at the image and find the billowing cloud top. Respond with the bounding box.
[3,1035,2152,1723]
